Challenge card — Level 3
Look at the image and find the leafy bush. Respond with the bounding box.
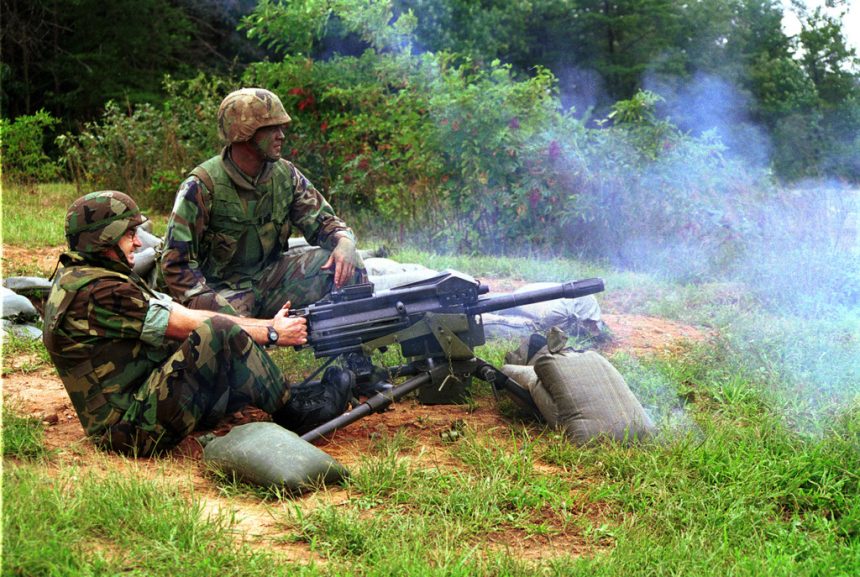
[0,110,61,184]
[423,57,573,253]
[57,74,228,212]
[246,50,582,253]
[245,51,440,223]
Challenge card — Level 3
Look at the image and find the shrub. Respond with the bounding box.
[424,57,575,254]
[0,110,61,184]
[57,74,228,212]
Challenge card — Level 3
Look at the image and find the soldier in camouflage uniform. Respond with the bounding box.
[161,87,366,317]
[43,191,313,456]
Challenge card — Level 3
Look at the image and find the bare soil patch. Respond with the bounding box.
[1,244,65,276]
[2,244,710,566]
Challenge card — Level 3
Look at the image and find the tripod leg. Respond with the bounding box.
[300,372,433,442]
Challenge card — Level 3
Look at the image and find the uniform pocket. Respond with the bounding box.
[206,232,239,275]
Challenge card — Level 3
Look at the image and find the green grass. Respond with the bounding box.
[2,182,78,246]
[1,328,53,376]
[3,462,319,576]
[2,403,50,460]
[3,231,859,575]
[1,181,169,247]
[539,404,860,576]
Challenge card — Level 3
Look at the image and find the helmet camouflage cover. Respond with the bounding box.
[218,88,292,143]
[65,190,147,253]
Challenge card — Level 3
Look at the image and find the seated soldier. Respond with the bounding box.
[161,87,366,317]
[43,191,347,456]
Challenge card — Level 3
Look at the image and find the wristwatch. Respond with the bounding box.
[266,325,279,346]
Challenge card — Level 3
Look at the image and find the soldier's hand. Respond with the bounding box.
[272,301,307,346]
[322,236,360,288]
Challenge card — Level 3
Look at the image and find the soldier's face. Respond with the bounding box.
[115,228,142,266]
[253,124,286,161]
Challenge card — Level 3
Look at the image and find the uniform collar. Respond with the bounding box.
[59,251,135,275]
[221,146,276,191]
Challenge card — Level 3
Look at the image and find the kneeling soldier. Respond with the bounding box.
[44,191,317,455]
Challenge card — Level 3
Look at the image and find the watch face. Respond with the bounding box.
[268,327,278,344]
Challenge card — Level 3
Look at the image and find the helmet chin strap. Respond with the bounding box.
[111,244,133,269]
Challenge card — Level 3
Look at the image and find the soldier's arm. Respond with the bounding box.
[164,300,308,347]
[286,163,356,251]
[161,177,218,304]
[84,279,305,349]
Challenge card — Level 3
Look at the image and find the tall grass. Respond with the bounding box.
[1,182,169,247]
[1,182,78,246]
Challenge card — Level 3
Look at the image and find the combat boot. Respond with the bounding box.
[272,367,353,435]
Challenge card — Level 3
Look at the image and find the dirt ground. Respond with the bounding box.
[2,243,710,565]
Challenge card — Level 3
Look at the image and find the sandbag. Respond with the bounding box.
[503,327,567,366]
[132,247,159,276]
[364,257,436,277]
[533,351,654,444]
[369,269,440,291]
[479,284,605,341]
[1,286,39,321]
[3,276,52,295]
[507,283,602,326]
[289,238,386,261]
[500,364,556,418]
[202,422,347,492]
[136,227,162,251]
[1,319,42,340]
[482,313,538,341]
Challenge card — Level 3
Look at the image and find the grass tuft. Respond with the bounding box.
[2,403,50,460]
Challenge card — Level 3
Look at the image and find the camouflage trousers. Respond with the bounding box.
[100,316,290,456]
[188,247,367,317]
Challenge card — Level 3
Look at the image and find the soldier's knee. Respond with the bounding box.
[186,291,238,314]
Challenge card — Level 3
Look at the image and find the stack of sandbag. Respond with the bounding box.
[132,227,163,287]
[288,237,389,261]
[501,328,654,445]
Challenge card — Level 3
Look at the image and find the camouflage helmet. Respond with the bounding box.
[65,191,147,253]
[218,88,292,143]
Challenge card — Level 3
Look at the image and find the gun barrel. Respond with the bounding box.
[466,277,604,316]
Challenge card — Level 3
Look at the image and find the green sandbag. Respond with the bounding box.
[202,422,348,492]
[500,364,555,421]
[533,351,655,445]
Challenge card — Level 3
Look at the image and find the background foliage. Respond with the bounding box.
[0,110,60,183]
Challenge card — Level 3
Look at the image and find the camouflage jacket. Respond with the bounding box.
[43,252,174,437]
[161,148,355,302]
